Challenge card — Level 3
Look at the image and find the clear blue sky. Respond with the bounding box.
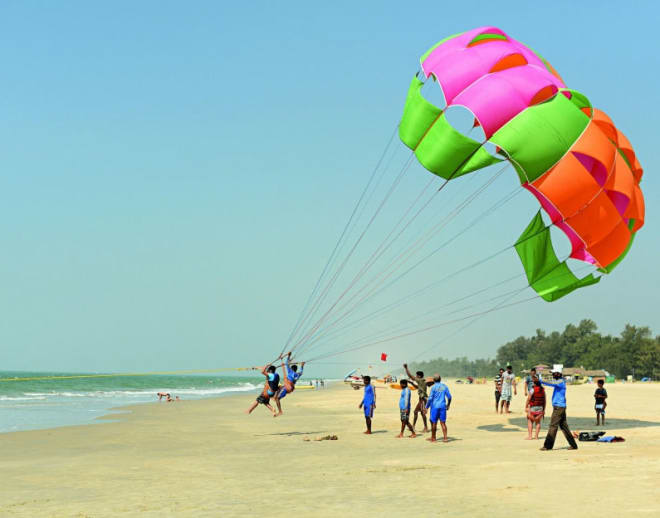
[1,1,657,375]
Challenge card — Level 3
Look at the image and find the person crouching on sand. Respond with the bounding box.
[525,376,545,440]
[273,352,305,417]
[358,375,375,434]
[396,379,416,438]
[245,364,280,415]
[425,374,452,443]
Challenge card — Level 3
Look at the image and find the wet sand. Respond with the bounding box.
[1,380,659,516]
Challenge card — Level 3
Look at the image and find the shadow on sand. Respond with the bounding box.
[478,417,660,433]
[256,430,327,437]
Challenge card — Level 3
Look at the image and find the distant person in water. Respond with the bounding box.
[157,392,170,401]
[403,363,429,432]
[245,364,279,415]
[594,379,608,425]
[425,374,452,443]
[359,375,376,434]
[273,352,305,417]
[396,379,416,438]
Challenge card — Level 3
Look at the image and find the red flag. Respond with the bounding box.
[380,353,388,362]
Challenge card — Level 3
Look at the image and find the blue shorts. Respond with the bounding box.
[430,406,446,423]
[278,387,288,399]
[363,404,374,418]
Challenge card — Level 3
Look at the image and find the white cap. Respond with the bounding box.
[551,364,563,374]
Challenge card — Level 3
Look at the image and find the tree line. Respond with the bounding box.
[411,320,660,380]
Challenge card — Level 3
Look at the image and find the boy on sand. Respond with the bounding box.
[403,363,429,432]
[494,368,504,412]
[273,352,305,417]
[425,374,452,443]
[594,379,608,425]
[245,365,279,415]
[358,375,376,434]
[396,379,417,438]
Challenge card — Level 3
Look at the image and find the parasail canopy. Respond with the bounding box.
[399,26,645,302]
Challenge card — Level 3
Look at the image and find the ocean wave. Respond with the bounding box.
[0,395,47,401]
[8,383,261,401]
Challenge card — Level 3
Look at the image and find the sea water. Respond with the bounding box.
[0,371,261,433]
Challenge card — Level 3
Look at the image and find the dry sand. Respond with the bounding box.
[1,380,659,516]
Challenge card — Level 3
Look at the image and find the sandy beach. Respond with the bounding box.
[1,380,659,516]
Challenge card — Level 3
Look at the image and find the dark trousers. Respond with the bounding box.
[543,406,577,449]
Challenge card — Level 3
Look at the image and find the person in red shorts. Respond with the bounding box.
[525,376,545,440]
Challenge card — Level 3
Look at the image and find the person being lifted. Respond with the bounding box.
[403,363,429,433]
[245,364,280,416]
[273,352,305,417]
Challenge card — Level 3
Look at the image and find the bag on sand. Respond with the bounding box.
[578,431,606,441]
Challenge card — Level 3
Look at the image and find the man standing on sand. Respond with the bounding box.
[273,352,305,417]
[524,367,538,396]
[540,366,578,451]
[425,374,452,443]
[494,368,504,413]
[403,363,429,432]
[396,379,417,438]
[358,375,376,434]
[499,365,516,414]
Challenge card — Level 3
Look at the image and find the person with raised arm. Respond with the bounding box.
[403,363,429,433]
[273,352,305,417]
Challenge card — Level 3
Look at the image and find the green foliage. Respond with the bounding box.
[412,320,660,379]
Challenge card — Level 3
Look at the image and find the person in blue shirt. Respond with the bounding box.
[540,369,578,450]
[273,352,305,417]
[396,379,417,438]
[425,374,452,443]
[358,375,376,434]
[245,364,279,416]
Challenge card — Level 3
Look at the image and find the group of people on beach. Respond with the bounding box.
[244,353,610,452]
[245,352,305,417]
[359,363,453,443]
[493,365,609,449]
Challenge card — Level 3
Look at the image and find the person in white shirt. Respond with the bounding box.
[499,365,517,414]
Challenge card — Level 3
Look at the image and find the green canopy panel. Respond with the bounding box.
[515,211,601,302]
[399,76,502,180]
[490,91,591,184]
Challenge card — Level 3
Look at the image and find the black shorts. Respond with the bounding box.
[256,394,270,405]
[400,409,410,422]
[495,390,501,403]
